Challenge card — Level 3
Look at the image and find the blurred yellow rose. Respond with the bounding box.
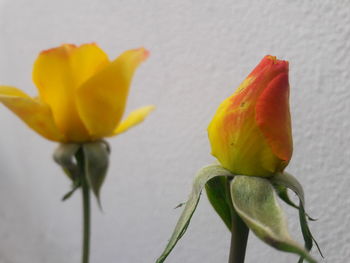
[0,43,154,142]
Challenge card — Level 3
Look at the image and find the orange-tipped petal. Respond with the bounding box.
[76,48,149,138]
[256,72,293,164]
[111,105,155,135]
[33,43,110,142]
[0,86,65,141]
[208,56,292,177]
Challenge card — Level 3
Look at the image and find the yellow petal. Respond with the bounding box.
[208,96,280,177]
[76,48,149,138]
[0,86,65,141]
[32,43,110,142]
[111,105,155,135]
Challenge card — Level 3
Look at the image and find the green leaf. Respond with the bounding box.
[230,176,316,263]
[270,173,323,261]
[53,143,81,180]
[156,164,233,263]
[205,176,232,230]
[83,141,110,206]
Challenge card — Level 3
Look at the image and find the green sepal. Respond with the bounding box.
[53,143,82,201]
[274,184,299,209]
[270,173,323,261]
[205,176,232,231]
[62,183,81,201]
[53,143,81,181]
[270,172,305,206]
[174,202,186,209]
[155,164,233,263]
[274,184,316,223]
[230,176,316,263]
[82,141,110,207]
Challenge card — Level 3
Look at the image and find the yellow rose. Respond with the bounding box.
[0,43,154,142]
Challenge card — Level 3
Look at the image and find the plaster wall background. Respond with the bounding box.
[0,0,349,262]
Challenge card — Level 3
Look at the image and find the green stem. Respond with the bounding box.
[81,173,90,263]
[76,149,91,263]
[226,178,249,263]
[228,209,249,263]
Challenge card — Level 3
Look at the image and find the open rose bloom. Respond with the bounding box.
[0,43,156,263]
[0,43,154,143]
[208,55,293,177]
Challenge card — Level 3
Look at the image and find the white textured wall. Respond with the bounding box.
[0,0,349,262]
